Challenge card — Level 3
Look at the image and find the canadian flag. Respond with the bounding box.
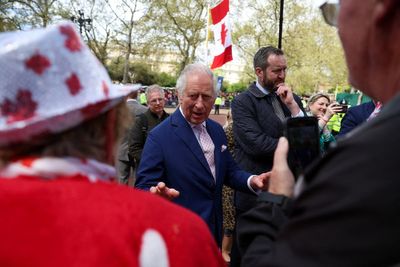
[210,0,233,69]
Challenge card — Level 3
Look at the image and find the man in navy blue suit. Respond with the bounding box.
[135,63,269,246]
[336,100,376,138]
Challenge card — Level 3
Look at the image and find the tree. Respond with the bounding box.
[231,0,348,95]
[4,0,59,28]
[103,0,150,83]
[144,0,208,74]
[0,1,19,31]
[107,57,162,85]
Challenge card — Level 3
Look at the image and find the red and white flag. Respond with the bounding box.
[210,0,232,69]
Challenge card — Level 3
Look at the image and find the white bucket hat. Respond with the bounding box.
[0,21,140,147]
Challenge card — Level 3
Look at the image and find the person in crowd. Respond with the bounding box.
[117,88,147,186]
[336,100,381,138]
[221,111,235,263]
[128,85,169,168]
[0,22,225,267]
[135,63,269,247]
[327,98,348,135]
[230,45,305,266]
[306,93,342,153]
[237,0,400,266]
[139,89,147,106]
[301,95,308,107]
[214,95,222,115]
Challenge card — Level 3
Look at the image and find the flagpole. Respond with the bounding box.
[205,3,211,66]
[278,0,284,49]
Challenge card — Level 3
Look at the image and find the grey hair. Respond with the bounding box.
[145,84,164,100]
[253,46,284,71]
[176,63,217,97]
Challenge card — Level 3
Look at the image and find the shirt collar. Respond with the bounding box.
[255,80,271,95]
[179,106,207,129]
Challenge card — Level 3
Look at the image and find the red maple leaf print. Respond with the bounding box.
[20,157,38,168]
[102,81,109,97]
[0,89,38,123]
[220,23,228,46]
[59,25,82,52]
[25,53,51,75]
[66,73,82,96]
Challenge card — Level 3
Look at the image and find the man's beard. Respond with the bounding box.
[264,79,276,91]
[264,76,284,92]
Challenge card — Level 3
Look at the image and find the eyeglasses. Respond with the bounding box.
[319,1,340,27]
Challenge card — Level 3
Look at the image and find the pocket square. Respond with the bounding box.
[221,145,227,152]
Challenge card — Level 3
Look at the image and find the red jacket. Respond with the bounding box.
[0,174,225,267]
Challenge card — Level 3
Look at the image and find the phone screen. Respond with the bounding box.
[284,117,320,177]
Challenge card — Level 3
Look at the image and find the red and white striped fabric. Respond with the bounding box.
[210,0,233,69]
[0,21,140,147]
[367,101,382,121]
[0,156,116,182]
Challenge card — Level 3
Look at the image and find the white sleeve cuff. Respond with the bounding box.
[292,110,305,117]
[247,175,261,195]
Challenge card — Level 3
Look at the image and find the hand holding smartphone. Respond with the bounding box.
[284,117,321,178]
[332,103,348,113]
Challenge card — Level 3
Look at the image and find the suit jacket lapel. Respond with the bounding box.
[171,110,214,177]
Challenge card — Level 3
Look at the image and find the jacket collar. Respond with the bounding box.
[170,110,217,180]
[248,82,272,98]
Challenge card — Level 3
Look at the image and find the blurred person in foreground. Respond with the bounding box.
[238,0,400,266]
[117,87,147,186]
[135,63,269,247]
[0,22,225,267]
[306,93,342,153]
[221,111,236,263]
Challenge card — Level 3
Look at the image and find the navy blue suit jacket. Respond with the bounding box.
[135,109,252,245]
[337,101,375,138]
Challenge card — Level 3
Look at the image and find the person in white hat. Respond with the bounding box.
[0,21,225,267]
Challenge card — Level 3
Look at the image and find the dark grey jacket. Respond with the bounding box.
[231,82,304,212]
[128,109,169,165]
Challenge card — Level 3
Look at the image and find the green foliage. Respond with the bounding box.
[107,57,124,82]
[107,57,175,86]
[232,0,350,95]
[0,1,19,31]
[1,0,63,29]
[227,81,248,93]
[144,0,208,73]
[132,63,157,85]
[156,72,177,87]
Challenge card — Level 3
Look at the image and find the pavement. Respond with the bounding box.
[165,107,229,126]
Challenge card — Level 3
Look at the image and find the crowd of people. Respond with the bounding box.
[141,88,240,111]
[1,0,400,266]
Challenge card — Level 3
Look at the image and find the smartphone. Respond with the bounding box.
[333,103,348,113]
[284,117,321,177]
[340,104,348,113]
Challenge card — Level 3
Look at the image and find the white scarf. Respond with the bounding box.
[0,157,116,182]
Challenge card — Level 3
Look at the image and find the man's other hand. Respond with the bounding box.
[250,172,270,191]
[150,182,180,200]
